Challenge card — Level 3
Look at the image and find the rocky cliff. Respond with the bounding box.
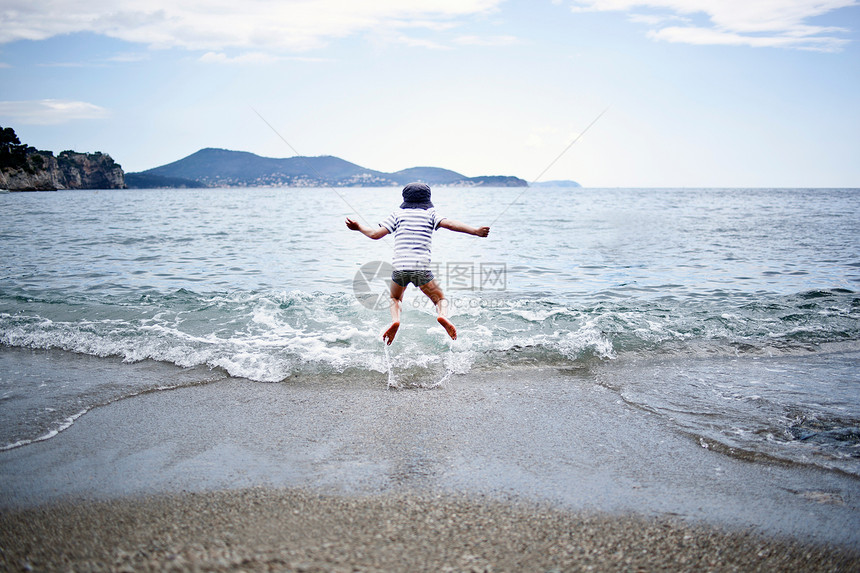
[0,149,125,191]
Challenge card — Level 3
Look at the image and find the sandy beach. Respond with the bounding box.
[3,488,858,572]
[1,350,859,570]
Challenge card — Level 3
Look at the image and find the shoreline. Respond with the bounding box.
[2,487,857,572]
[1,350,859,568]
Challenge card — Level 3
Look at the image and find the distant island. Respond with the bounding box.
[531,180,582,188]
[1,127,125,191]
[126,148,531,188]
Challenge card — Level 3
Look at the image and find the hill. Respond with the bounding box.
[391,166,466,185]
[129,148,528,188]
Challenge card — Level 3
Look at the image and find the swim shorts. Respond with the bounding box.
[391,269,435,287]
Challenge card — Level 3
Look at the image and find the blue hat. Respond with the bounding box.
[400,182,433,209]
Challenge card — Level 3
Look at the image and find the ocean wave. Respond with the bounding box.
[0,287,857,382]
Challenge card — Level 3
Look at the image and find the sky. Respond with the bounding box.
[0,0,858,187]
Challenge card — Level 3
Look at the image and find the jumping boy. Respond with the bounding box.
[345,182,490,345]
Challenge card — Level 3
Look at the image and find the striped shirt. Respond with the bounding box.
[380,208,445,271]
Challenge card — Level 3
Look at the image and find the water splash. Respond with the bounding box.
[1,288,857,383]
[383,341,399,389]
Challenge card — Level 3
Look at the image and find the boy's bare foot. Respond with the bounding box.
[437,317,457,340]
[382,322,400,345]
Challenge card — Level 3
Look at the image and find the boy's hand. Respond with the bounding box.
[346,218,390,240]
[475,226,490,237]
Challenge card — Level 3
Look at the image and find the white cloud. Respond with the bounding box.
[627,13,689,26]
[650,25,850,51]
[570,0,857,51]
[455,34,522,46]
[28,52,150,67]
[198,51,333,64]
[0,99,111,124]
[392,35,452,50]
[199,51,280,65]
[107,52,151,63]
[0,0,503,52]
[37,61,92,68]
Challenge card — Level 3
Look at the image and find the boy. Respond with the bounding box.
[345,182,490,345]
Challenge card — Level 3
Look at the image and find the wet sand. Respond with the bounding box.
[1,360,858,570]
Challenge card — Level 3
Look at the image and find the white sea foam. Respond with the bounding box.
[0,286,851,381]
[0,378,210,452]
[1,285,858,384]
[0,408,88,451]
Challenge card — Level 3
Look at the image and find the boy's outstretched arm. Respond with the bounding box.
[438,219,490,237]
[345,217,390,240]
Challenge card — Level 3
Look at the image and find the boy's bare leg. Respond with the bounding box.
[419,280,457,340]
[383,281,405,345]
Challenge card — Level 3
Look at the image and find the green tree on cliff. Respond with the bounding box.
[1,126,29,169]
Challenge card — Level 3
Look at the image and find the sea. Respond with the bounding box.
[1,186,858,477]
